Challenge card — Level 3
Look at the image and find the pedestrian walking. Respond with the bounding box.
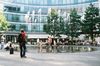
[17,29,27,58]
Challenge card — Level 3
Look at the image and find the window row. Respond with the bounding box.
[4,14,47,23]
[8,24,44,32]
[4,0,97,5]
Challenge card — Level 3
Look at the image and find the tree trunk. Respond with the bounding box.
[71,36,73,45]
[91,24,94,45]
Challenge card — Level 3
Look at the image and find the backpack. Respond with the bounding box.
[17,33,22,43]
[21,32,26,41]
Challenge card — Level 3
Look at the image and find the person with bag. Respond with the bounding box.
[17,29,27,58]
[9,42,14,54]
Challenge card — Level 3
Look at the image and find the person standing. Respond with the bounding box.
[47,36,53,52]
[47,36,53,45]
[17,29,27,58]
[0,35,5,49]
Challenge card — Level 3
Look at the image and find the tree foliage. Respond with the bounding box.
[43,9,65,37]
[81,4,100,41]
[68,8,81,39]
[0,11,9,31]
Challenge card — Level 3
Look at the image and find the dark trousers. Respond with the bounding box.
[19,42,26,57]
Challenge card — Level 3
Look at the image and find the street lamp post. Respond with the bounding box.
[31,10,35,32]
[38,9,41,32]
[25,10,35,32]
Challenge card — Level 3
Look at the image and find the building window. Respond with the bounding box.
[63,0,67,4]
[9,24,16,31]
[74,0,78,4]
[7,14,12,21]
[67,0,71,4]
[19,24,27,31]
[12,15,19,22]
[4,6,20,12]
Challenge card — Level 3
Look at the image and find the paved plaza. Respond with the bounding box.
[0,46,100,66]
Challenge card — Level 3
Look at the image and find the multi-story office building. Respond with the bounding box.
[0,0,99,43]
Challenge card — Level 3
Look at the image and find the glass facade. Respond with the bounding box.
[2,0,99,32]
[4,0,98,5]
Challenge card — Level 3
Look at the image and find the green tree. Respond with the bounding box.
[68,8,81,44]
[59,16,65,35]
[65,21,70,37]
[0,12,9,31]
[43,9,64,37]
[81,4,100,43]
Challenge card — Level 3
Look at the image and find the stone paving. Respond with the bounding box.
[0,47,100,66]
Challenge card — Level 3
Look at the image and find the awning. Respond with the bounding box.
[28,34,67,39]
[28,34,50,38]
